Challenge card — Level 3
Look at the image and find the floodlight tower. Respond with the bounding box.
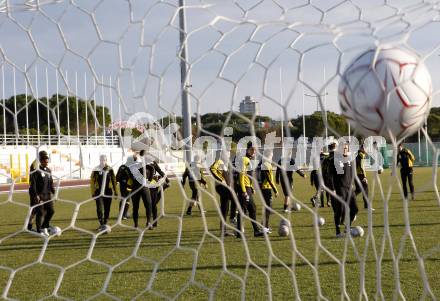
[179,0,192,164]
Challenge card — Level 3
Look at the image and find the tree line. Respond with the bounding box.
[1,94,438,142]
[0,94,111,136]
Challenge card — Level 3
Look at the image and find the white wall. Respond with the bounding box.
[0,145,185,184]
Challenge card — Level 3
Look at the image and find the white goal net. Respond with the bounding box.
[0,0,439,300]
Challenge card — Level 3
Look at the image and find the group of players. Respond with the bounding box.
[175,139,415,238]
[27,150,170,236]
[26,139,416,238]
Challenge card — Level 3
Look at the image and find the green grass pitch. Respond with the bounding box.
[0,167,439,300]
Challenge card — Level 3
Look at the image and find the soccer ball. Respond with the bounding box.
[338,47,432,141]
[278,219,290,237]
[48,226,61,236]
[350,226,365,237]
[291,203,301,211]
[378,166,384,174]
[317,217,325,227]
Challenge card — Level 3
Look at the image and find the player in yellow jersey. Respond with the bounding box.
[258,150,278,234]
[210,151,236,237]
[397,143,416,200]
[236,142,264,238]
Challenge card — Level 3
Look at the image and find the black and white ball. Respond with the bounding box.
[291,203,301,211]
[278,219,290,237]
[350,226,365,237]
[338,47,432,141]
[48,226,62,236]
[378,166,384,174]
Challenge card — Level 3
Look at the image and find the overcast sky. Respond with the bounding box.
[1,0,440,123]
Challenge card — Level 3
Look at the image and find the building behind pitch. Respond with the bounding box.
[239,96,260,116]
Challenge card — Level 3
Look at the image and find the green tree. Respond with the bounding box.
[0,94,111,136]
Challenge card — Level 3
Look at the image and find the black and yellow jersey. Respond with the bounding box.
[150,161,170,189]
[261,161,278,194]
[90,165,118,196]
[397,148,415,169]
[356,150,367,177]
[210,159,227,183]
[239,155,253,193]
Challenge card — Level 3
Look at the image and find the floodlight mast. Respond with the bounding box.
[179,0,192,164]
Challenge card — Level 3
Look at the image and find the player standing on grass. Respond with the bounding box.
[328,142,359,238]
[182,155,207,215]
[236,142,264,238]
[321,142,337,208]
[372,141,384,174]
[131,150,154,229]
[275,151,307,212]
[28,150,48,231]
[355,144,373,210]
[230,154,241,224]
[310,149,330,208]
[259,150,278,234]
[149,159,170,228]
[90,155,119,232]
[28,151,55,237]
[397,142,416,200]
[210,150,235,236]
[116,156,136,220]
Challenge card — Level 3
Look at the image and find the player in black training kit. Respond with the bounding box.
[355,144,372,210]
[275,153,306,212]
[131,151,154,229]
[28,150,49,231]
[28,151,55,237]
[326,142,359,238]
[116,156,136,220]
[149,160,170,228]
[310,150,330,207]
[90,155,119,232]
[182,155,207,215]
[397,143,416,200]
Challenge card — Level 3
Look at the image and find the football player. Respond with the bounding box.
[275,150,307,212]
[182,155,207,215]
[210,150,235,236]
[397,143,416,200]
[29,151,56,236]
[259,150,278,233]
[90,155,118,232]
[236,142,263,238]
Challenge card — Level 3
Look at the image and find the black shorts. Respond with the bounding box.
[310,170,318,188]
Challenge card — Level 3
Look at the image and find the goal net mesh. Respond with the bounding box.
[0,0,439,300]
